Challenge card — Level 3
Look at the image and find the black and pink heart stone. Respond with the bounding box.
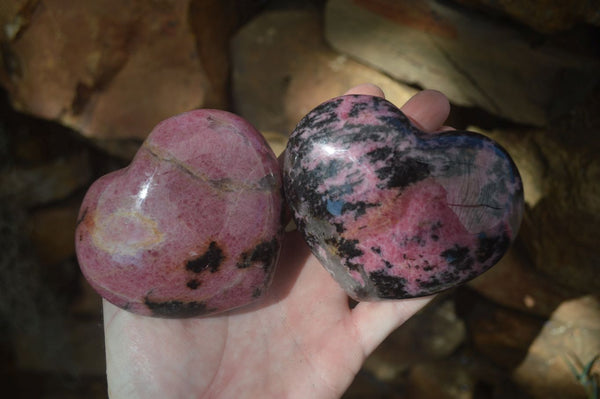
[283,95,524,300]
[76,94,523,318]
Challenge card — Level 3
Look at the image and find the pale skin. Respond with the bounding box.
[103,84,451,399]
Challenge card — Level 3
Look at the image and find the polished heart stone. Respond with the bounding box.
[283,95,524,300]
[76,110,283,317]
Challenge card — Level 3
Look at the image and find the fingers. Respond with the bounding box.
[351,296,434,356]
[400,89,450,132]
[344,85,450,132]
[343,83,385,98]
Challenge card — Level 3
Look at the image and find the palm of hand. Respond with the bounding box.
[103,86,449,399]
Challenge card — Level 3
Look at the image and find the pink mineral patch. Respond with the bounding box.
[283,95,524,300]
[76,109,283,317]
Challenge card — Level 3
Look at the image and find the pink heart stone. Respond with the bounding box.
[75,110,283,317]
[283,95,524,300]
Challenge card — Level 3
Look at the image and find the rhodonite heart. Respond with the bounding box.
[283,95,524,300]
[76,110,283,317]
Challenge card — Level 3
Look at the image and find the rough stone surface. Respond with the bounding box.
[454,0,600,33]
[457,288,546,370]
[231,10,418,137]
[460,290,600,399]
[0,0,30,40]
[284,95,524,300]
[0,151,91,208]
[27,203,80,267]
[0,95,94,207]
[15,318,105,375]
[485,127,600,294]
[0,0,216,141]
[464,119,600,295]
[188,0,264,110]
[70,278,103,316]
[364,295,466,380]
[76,110,283,317]
[513,295,600,399]
[469,247,576,317]
[406,360,475,399]
[523,154,600,294]
[324,0,600,125]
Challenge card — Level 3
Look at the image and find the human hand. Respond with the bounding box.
[103,84,450,399]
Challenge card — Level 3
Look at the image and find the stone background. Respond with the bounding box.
[0,0,599,397]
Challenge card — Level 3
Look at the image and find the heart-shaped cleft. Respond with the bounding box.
[76,110,283,318]
[283,95,524,300]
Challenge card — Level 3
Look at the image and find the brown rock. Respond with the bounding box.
[0,0,217,141]
[0,199,104,377]
[552,85,600,152]
[15,318,105,375]
[520,136,600,294]
[230,9,418,137]
[8,373,107,399]
[454,0,600,33]
[513,296,600,399]
[0,0,31,41]
[0,94,95,206]
[461,293,600,397]
[457,288,545,370]
[469,246,576,318]
[406,360,475,399]
[324,0,600,125]
[523,198,600,295]
[70,278,103,316]
[364,295,466,381]
[0,151,91,207]
[26,203,80,266]
[343,371,401,399]
[470,124,600,295]
[188,0,264,110]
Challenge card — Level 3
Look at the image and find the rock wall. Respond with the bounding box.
[324,0,600,126]
[1,1,598,398]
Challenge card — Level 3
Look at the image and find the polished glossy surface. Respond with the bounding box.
[283,95,523,300]
[76,110,282,317]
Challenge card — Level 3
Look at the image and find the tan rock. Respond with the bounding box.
[513,296,600,399]
[262,130,288,157]
[189,0,264,110]
[324,0,600,126]
[462,293,600,397]
[230,10,418,137]
[0,0,218,141]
